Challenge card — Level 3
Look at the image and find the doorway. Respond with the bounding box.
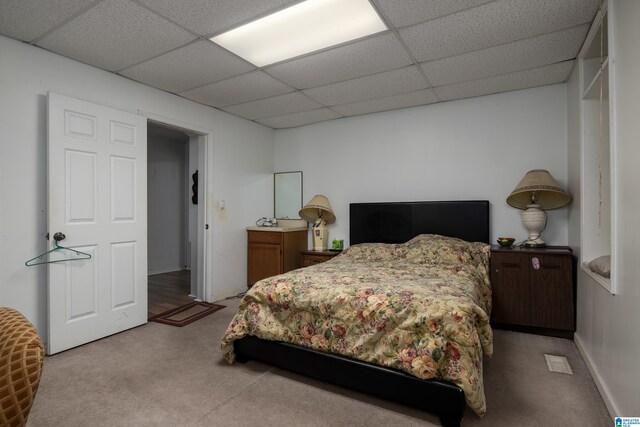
[142,111,216,308]
[147,123,194,318]
[147,123,197,317]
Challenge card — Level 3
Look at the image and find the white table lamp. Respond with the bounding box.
[507,169,571,247]
[299,195,335,251]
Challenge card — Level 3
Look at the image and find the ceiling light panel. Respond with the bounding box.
[210,0,387,67]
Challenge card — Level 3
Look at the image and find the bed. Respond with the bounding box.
[222,201,491,427]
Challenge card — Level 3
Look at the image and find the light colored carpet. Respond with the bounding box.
[28,297,611,426]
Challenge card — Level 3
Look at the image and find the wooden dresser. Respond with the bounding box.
[490,246,575,338]
[247,228,307,287]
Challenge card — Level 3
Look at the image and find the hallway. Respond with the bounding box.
[148,270,193,318]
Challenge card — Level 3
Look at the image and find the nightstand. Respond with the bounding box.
[490,246,575,339]
[301,250,341,267]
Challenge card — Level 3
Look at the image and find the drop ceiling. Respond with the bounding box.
[0,0,600,129]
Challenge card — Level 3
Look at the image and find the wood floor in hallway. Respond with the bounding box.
[148,270,194,319]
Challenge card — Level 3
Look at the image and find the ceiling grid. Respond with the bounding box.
[0,0,600,128]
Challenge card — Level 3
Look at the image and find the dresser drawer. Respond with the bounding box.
[302,255,328,266]
[248,230,282,244]
[301,250,340,267]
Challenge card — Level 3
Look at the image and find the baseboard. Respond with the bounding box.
[574,333,619,419]
[148,267,185,275]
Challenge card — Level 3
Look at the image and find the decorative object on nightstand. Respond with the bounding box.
[507,169,572,247]
[331,239,344,251]
[496,237,515,247]
[299,195,335,251]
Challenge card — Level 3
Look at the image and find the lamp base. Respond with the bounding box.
[523,237,546,248]
[521,204,547,248]
[312,222,328,251]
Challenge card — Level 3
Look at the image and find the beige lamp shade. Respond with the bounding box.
[506,169,572,210]
[299,195,336,224]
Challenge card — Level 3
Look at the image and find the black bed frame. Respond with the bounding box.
[234,200,490,427]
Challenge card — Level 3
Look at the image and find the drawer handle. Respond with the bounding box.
[532,257,541,270]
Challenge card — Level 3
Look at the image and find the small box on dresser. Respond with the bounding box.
[490,246,575,339]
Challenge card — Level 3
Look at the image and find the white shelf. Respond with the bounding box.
[582,14,608,60]
[581,264,613,294]
[579,2,615,295]
[583,58,609,100]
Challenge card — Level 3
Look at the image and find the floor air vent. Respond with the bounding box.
[544,354,573,375]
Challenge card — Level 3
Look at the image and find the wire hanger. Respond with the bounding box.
[25,232,92,267]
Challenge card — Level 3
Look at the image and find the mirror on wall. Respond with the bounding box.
[274,171,303,219]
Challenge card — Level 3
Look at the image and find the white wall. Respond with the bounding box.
[0,36,274,339]
[571,0,640,417]
[147,132,188,274]
[275,84,569,247]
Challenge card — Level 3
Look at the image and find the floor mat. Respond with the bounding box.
[149,301,225,327]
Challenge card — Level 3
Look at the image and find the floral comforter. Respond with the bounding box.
[221,234,493,416]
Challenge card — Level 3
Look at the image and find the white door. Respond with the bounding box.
[47,92,147,355]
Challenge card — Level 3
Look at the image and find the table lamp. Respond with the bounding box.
[299,195,335,251]
[506,169,571,247]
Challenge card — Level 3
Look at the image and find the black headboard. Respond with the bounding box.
[350,200,490,245]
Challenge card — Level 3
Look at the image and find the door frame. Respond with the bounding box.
[139,110,214,303]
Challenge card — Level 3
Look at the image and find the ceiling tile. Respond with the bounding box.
[374,0,494,28]
[265,32,413,89]
[422,24,589,87]
[222,92,323,120]
[4,0,599,128]
[137,0,299,37]
[303,66,427,106]
[398,0,600,62]
[120,40,253,93]
[332,89,439,117]
[179,70,294,107]
[256,108,342,129]
[0,0,95,42]
[37,0,196,71]
[434,61,574,102]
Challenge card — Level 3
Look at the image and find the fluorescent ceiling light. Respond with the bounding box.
[210,0,387,67]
